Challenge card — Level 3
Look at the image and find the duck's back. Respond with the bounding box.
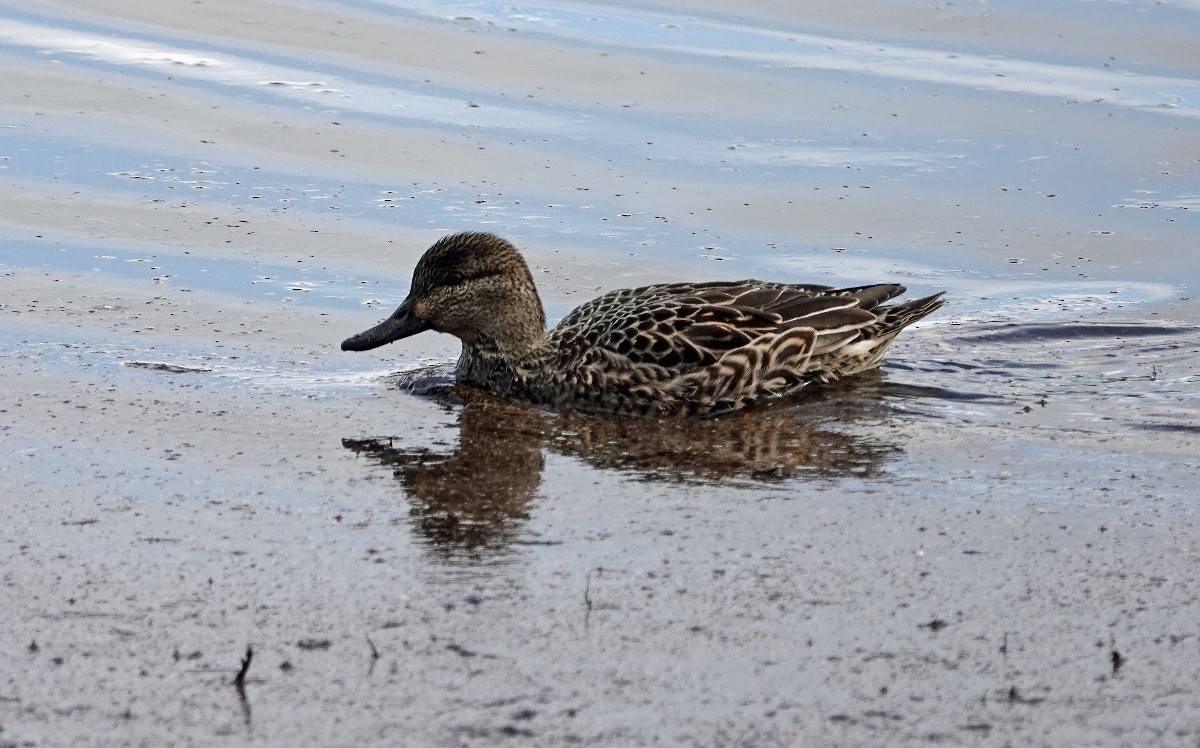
[538,280,943,417]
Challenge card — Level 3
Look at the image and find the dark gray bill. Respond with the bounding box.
[340,298,431,351]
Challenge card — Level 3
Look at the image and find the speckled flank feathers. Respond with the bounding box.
[342,232,945,417]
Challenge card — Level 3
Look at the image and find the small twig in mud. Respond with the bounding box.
[366,635,380,660]
[234,645,253,690]
[583,568,600,628]
[233,645,254,730]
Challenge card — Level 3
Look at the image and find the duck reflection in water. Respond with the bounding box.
[343,376,900,560]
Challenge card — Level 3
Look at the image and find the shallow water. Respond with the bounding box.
[2,0,1199,744]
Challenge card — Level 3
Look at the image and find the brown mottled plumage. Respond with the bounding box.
[341,232,945,417]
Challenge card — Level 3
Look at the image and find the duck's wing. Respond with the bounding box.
[554,280,898,371]
[550,280,942,416]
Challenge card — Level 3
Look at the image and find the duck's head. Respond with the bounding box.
[341,232,547,355]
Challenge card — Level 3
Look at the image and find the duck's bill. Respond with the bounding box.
[340,299,431,351]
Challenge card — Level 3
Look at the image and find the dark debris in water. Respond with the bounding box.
[296,639,332,651]
[1005,686,1046,705]
[950,322,1195,344]
[1111,648,1126,674]
[1135,422,1200,435]
[125,361,212,374]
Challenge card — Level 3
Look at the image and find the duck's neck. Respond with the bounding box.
[457,334,550,399]
[462,331,545,364]
[464,300,546,360]
[457,303,548,385]
[455,279,548,391]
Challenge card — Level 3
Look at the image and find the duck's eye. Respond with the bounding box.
[444,270,466,286]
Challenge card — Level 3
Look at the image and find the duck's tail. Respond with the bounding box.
[875,291,946,338]
[813,290,944,380]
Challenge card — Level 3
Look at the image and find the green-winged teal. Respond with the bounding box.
[341,232,945,417]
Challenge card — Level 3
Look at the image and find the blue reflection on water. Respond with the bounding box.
[0,230,385,311]
[337,0,1200,117]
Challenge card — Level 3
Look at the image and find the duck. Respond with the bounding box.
[341,232,945,417]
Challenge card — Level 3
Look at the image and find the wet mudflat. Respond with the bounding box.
[2,0,1199,745]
